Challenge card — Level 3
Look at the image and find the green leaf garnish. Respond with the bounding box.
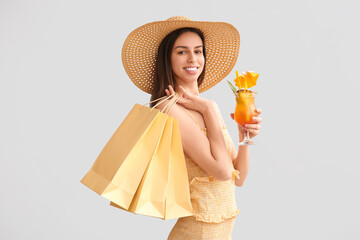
[227,80,238,97]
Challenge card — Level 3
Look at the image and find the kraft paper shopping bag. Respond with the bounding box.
[110,116,193,220]
[109,95,193,219]
[111,116,173,218]
[81,104,168,209]
[164,117,193,219]
[82,94,193,219]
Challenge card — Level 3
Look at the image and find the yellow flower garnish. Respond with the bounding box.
[234,70,259,90]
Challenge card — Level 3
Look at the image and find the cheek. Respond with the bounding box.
[171,60,179,74]
[198,54,205,64]
[199,56,205,69]
[170,54,180,70]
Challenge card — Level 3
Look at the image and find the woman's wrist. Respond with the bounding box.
[199,100,215,115]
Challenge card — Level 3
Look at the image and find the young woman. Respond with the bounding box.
[122,16,262,240]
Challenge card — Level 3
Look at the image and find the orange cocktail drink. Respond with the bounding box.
[234,89,258,127]
[228,70,259,145]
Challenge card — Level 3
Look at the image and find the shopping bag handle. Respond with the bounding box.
[143,93,180,114]
[162,94,179,114]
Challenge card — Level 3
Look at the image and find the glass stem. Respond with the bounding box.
[244,130,250,142]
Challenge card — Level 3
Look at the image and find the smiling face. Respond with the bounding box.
[171,31,205,87]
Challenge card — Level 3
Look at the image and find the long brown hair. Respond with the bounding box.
[150,28,206,107]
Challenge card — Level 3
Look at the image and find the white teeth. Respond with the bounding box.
[185,67,197,71]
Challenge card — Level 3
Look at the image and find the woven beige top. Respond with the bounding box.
[122,16,240,94]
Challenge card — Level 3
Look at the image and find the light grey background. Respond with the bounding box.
[1,0,359,239]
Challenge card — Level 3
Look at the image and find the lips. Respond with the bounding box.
[184,67,199,74]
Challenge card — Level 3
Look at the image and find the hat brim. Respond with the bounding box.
[122,18,240,94]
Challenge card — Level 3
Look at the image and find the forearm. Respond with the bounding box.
[233,144,249,186]
[201,103,232,174]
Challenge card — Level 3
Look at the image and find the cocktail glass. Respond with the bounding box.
[234,90,258,145]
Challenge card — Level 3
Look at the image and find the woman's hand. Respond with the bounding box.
[230,109,262,140]
[165,85,210,114]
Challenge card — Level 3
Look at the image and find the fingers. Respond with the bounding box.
[243,123,260,138]
[251,116,262,124]
[255,108,262,115]
[244,116,261,130]
[164,85,189,98]
[245,128,260,136]
[165,85,176,96]
[168,85,176,95]
[245,116,261,128]
[244,123,261,130]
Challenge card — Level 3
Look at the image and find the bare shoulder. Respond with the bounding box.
[155,100,198,130]
[155,100,210,154]
[154,99,184,119]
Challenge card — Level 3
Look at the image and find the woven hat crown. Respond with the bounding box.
[167,16,191,21]
[122,16,240,94]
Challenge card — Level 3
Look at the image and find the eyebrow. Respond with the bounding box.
[174,45,203,49]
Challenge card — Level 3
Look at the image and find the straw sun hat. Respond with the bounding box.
[122,16,240,94]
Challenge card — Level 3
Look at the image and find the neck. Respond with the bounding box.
[175,82,200,96]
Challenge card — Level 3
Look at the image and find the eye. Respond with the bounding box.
[178,51,186,55]
[195,50,202,54]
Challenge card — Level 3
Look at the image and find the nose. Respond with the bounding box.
[187,52,196,63]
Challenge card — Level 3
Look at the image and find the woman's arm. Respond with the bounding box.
[230,110,262,187]
[155,86,233,181]
[200,101,233,180]
[232,144,249,187]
